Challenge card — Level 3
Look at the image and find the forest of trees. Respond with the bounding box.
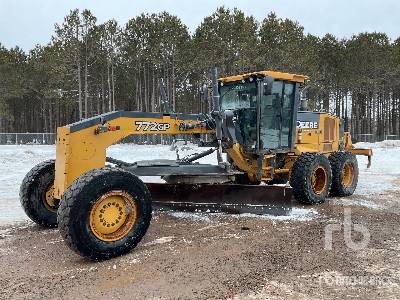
[1,7,400,141]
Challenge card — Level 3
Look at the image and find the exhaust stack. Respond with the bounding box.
[211,66,223,164]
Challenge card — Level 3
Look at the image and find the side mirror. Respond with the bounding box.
[262,76,274,96]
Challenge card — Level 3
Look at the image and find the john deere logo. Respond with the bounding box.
[297,120,319,129]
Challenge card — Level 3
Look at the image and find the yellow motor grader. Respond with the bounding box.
[20,68,372,260]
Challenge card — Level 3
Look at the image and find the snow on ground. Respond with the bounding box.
[0,141,399,225]
[235,208,319,222]
[166,208,318,223]
[351,141,400,196]
[0,143,219,225]
[0,145,55,224]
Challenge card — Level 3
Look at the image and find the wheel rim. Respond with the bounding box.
[43,183,57,212]
[311,166,327,195]
[89,191,137,242]
[342,162,354,188]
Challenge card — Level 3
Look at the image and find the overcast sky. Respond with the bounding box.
[0,0,399,51]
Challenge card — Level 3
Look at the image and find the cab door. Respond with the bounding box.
[259,81,296,150]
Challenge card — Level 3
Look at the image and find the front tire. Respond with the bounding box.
[20,160,58,228]
[290,153,332,204]
[57,167,152,261]
[329,152,359,197]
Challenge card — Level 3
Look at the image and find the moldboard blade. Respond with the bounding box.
[145,183,293,216]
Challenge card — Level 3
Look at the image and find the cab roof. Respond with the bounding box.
[219,70,309,84]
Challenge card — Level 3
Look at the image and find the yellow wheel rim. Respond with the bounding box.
[89,191,137,242]
[44,183,57,212]
[311,166,327,195]
[342,162,354,188]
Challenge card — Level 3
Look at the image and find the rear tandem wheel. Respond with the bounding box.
[290,153,332,204]
[329,151,359,197]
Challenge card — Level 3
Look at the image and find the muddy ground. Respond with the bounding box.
[1,189,399,300]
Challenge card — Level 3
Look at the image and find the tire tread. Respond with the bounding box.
[329,151,359,197]
[58,167,152,260]
[19,159,57,228]
[290,153,332,204]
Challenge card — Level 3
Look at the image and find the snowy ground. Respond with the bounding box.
[0,141,399,225]
[0,143,221,224]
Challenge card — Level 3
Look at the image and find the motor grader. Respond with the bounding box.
[20,68,372,260]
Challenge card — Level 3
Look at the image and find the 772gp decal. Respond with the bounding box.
[135,121,171,131]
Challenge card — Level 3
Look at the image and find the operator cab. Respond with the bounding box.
[219,71,308,153]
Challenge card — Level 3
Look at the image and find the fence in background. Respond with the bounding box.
[1,132,398,145]
[0,133,56,145]
[352,133,400,143]
[0,133,207,145]
[352,134,376,143]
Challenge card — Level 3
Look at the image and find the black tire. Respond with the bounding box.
[19,160,58,228]
[58,167,152,261]
[290,153,332,204]
[329,151,359,197]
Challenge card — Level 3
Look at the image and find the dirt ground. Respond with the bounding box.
[1,189,400,300]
